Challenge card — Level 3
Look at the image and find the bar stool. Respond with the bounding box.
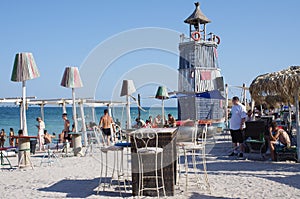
[133,128,166,198]
[176,121,211,193]
[95,127,127,196]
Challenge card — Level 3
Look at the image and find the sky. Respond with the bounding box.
[0,0,300,107]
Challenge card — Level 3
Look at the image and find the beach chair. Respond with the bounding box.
[95,126,127,196]
[40,143,61,167]
[244,121,266,159]
[275,145,297,162]
[0,147,16,169]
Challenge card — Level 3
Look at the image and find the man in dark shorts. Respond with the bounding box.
[62,113,72,142]
[99,109,115,145]
[229,96,247,157]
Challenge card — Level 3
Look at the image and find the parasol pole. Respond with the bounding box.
[40,103,45,121]
[138,94,141,120]
[162,99,165,125]
[126,95,131,129]
[225,84,229,128]
[62,100,67,114]
[91,106,96,122]
[79,100,87,146]
[72,88,78,132]
[19,103,23,131]
[294,91,299,161]
[22,81,28,136]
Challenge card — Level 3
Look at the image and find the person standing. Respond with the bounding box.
[167,114,177,127]
[62,113,71,142]
[229,96,247,157]
[99,109,115,145]
[36,117,46,151]
[9,128,15,147]
[0,129,6,148]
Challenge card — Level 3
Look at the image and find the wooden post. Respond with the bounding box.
[138,94,141,120]
[40,103,45,121]
[79,101,87,147]
[22,81,28,135]
[203,24,206,41]
[225,84,229,128]
[242,83,247,107]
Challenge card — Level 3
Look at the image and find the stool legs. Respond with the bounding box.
[137,153,166,198]
[180,148,210,193]
[97,150,126,196]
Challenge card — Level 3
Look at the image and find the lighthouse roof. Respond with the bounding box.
[184,2,211,25]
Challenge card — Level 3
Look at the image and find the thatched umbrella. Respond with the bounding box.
[249,66,300,161]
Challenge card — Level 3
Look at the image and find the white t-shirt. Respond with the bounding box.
[38,121,45,135]
[230,103,247,130]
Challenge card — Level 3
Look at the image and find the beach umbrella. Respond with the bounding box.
[155,86,169,125]
[120,80,136,129]
[249,66,300,161]
[170,90,225,100]
[195,90,225,100]
[60,66,83,132]
[11,52,40,135]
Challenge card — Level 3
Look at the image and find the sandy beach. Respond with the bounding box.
[1,135,300,199]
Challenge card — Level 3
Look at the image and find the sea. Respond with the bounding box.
[0,106,177,146]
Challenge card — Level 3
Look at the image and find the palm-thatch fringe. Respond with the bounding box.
[249,66,300,103]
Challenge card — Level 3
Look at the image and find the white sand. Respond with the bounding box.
[1,136,300,199]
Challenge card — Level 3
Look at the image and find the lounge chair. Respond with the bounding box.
[244,121,266,158]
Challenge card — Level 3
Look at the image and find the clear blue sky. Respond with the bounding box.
[1,0,299,106]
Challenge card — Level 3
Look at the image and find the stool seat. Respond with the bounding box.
[137,147,163,154]
[101,145,123,153]
[115,142,131,147]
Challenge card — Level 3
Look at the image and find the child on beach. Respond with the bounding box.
[0,129,6,147]
[9,128,14,147]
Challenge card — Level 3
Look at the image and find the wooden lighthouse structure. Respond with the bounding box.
[178,2,225,121]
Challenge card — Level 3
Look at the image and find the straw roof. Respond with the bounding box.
[249,66,300,103]
[184,2,211,25]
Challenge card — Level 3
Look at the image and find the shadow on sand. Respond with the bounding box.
[38,177,131,198]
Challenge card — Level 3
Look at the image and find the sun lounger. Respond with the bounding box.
[244,121,266,158]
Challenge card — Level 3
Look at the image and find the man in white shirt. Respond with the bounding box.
[229,96,247,157]
[36,117,45,151]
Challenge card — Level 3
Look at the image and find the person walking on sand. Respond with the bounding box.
[99,109,115,145]
[229,96,247,157]
[36,117,46,151]
[9,128,15,147]
[0,129,6,148]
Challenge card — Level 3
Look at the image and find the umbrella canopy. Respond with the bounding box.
[155,86,169,100]
[155,86,169,125]
[11,53,40,82]
[60,67,83,88]
[249,66,300,103]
